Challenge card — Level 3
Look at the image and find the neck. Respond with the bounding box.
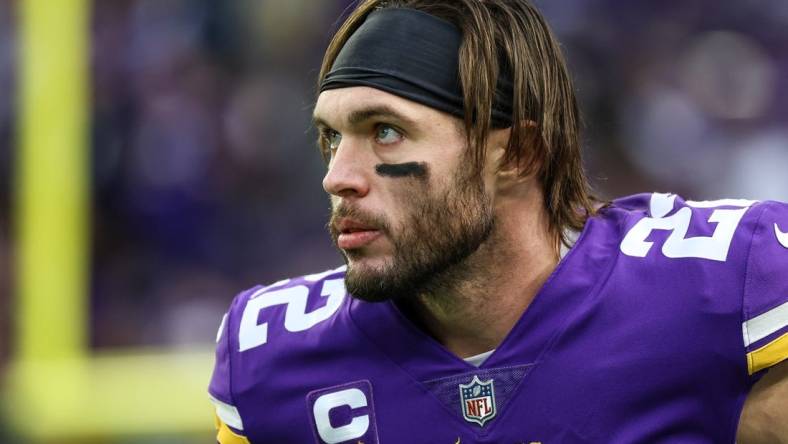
[403,187,558,359]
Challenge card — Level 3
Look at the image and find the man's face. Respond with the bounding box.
[313,87,497,302]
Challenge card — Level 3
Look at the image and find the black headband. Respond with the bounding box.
[320,7,514,128]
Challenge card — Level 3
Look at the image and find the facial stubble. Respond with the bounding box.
[329,167,495,303]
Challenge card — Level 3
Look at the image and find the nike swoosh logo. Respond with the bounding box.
[775,223,788,249]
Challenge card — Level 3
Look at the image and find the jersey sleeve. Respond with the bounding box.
[742,200,788,375]
[208,290,254,443]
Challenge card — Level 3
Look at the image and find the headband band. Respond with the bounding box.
[320,7,513,128]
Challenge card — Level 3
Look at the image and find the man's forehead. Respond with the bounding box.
[313,87,430,128]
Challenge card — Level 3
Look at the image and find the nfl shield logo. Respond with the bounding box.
[459,375,496,426]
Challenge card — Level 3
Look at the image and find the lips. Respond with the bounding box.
[334,218,382,250]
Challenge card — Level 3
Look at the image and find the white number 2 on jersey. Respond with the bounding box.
[238,276,346,352]
[620,193,754,261]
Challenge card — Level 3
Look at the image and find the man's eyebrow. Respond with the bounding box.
[312,104,418,129]
[312,114,329,129]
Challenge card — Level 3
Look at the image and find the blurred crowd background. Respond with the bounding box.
[0,0,787,442]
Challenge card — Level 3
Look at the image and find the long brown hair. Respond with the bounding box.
[319,0,598,248]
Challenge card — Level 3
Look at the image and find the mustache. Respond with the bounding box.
[328,204,391,239]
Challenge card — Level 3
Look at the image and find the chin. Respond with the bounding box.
[344,248,390,268]
[343,258,403,303]
[343,256,386,280]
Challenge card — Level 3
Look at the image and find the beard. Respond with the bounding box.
[328,170,495,303]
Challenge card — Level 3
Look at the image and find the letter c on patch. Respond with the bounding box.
[312,388,369,443]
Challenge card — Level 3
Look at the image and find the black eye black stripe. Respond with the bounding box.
[375,162,429,179]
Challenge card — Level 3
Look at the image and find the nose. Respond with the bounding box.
[322,138,370,198]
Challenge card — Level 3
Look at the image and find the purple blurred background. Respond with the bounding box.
[0,0,787,416]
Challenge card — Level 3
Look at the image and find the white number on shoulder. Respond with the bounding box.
[238,275,346,352]
[621,193,755,261]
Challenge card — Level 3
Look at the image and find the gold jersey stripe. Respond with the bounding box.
[215,415,251,444]
[748,331,788,375]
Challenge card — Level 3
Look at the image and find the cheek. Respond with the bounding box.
[382,180,434,224]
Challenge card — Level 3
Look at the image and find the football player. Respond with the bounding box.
[209,1,788,442]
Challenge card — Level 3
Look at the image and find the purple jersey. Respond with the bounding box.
[209,193,788,443]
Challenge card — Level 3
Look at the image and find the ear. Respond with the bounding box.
[490,120,539,179]
[485,127,511,173]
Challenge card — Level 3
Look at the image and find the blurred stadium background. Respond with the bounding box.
[0,0,786,442]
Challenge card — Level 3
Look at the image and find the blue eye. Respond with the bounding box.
[375,125,402,145]
[323,129,342,151]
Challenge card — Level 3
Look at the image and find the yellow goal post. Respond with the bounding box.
[4,0,214,439]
